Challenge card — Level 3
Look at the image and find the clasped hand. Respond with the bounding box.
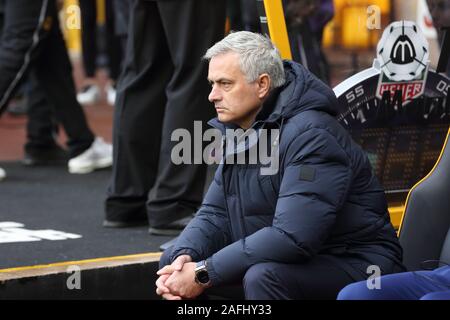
[155,255,206,300]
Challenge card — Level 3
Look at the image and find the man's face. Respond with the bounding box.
[207,52,268,129]
[427,0,450,30]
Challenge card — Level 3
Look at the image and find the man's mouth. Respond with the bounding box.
[215,106,227,112]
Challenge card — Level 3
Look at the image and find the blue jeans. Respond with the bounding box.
[337,265,450,300]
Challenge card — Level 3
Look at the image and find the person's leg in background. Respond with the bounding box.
[241,0,260,32]
[77,0,100,105]
[146,0,226,235]
[33,1,94,159]
[0,0,44,113]
[105,0,172,227]
[104,0,122,106]
[227,0,243,31]
[0,0,111,175]
[23,72,68,166]
[112,0,130,60]
[31,1,112,173]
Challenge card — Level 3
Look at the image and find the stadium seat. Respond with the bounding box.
[398,128,450,270]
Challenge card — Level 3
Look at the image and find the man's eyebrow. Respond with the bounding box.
[208,78,232,83]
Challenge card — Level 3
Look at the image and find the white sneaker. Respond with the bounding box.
[0,167,6,181]
[106,83,116,106]
[77,84,101,105]
[68,137,113,174]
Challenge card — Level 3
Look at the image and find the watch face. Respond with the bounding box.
[197,269,210,284]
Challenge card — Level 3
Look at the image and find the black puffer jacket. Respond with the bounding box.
[170,61,405,285]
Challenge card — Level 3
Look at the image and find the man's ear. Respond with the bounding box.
[257,74,271,99]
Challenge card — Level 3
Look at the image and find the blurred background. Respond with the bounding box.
[0,0,443,162]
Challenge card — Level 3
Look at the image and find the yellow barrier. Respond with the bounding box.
[61,0,106,54]
[262,0,292,60]
[324,0,391,48]
[96,0,105,25]
[389,205,405,230]
[342,6,371,49]
[62,0,81,53]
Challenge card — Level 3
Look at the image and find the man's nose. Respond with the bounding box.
[208,85,221,102]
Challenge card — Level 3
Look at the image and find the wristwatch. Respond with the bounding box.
[194,260,211,286]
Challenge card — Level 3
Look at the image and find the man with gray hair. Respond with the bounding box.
[156,31,405,300]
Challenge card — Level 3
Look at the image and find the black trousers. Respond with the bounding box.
[0,1,56,152]
[78,0,122,80]
[25,74,59,153]
[0,0,94,157]
[105,0,226,226]
[112,0,131,68]
[159,247,365,300]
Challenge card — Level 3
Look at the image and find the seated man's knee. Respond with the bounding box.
[420,290,450,300]
[244,263,276,287]
[243,263,280,299]
[337,280,375,300]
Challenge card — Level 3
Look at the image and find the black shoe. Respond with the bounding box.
[103,219,148,228]
[148,215,193,236]
[22,145,68,166]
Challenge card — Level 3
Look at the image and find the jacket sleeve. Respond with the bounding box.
[169,167,231,263]
[206,127,352,286]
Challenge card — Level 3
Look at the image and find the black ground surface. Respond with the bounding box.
[0,161,174,269]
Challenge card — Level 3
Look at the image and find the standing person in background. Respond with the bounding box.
[77,0,122,106]
[284,0,334,84]
[0,1,64,168]
[227,0,260,33]
[104,0,226,235]
[0,0,70,167]
[241,0,261,32]
[0,0,113,175]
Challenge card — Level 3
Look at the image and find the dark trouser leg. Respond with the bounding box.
[112,0,130,58]
[243,256,362,300]
[145,0,226,227]
[25,72,58,152]
[241,0,260,32]
[105,0,172,223]
[105,0,122,81]
[0,0,94,156]
[33,4,94,157]
[78,0,97,78]
[0,0,46,112]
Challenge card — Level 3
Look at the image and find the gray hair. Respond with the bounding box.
[204,31,285,89]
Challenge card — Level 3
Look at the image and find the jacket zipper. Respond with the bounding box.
[220,136,234,240]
